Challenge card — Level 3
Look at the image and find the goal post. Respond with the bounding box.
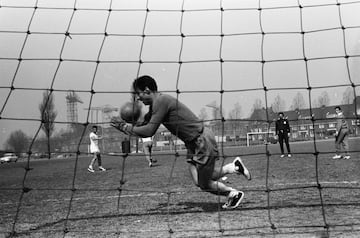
[246,131,276,147]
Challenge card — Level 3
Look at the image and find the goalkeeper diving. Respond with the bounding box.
[111,75,251,209]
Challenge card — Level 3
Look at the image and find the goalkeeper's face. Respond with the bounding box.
[134,87,153,105]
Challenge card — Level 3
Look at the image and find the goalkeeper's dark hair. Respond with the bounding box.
[132,75,158,92]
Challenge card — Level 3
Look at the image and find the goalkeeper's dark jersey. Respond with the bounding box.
[149,94,203,143]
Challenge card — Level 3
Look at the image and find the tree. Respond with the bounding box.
[5,130,29,156]
[228,102,242,119]
[252,98,263,111]
[341,87,355,104]
[290,92,306,110]
[249,98,264,121]
[39,90,57,157]
[271,95,286,113]
[316,91,330,107]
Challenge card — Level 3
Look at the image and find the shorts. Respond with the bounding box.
[185,127,219,166]
[143,141,153,148]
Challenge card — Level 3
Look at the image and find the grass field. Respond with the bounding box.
[1,138,360,238]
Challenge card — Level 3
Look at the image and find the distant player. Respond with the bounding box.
[88,125,107,172]
[111,75,251,209]
[332,106,350,159]
[139,108,157,167]
[275,112,292,158]
[141,136,157,167]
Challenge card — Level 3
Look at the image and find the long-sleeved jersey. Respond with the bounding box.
[336,112,348,132]
[275,118,291,134]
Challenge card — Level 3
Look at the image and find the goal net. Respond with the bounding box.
[246,131,276,146]
[1,0,360,237]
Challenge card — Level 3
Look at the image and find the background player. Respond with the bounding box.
[333,106,351,159]
[275,112,292,158]
[141,136,157,167]
[88,125,106,172]
[111,75,251,209]
[139,107,157,167]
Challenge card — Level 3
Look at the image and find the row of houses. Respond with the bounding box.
[206,96,360,145]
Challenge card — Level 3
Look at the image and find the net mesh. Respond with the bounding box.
[1,0,360,237]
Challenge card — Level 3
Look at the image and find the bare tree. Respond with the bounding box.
[252,98,263,111]
[341,87,355,104]
[228,102,242,119]
[317,91,330,107]
[39,90,57,158]
[5,130,29,156]
[249,98,264,121]
[290,92,306,110]
[271,94,286,113]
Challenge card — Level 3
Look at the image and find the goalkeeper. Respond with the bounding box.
[111,75,251,209]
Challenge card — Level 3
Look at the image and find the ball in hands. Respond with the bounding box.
[120,101,141,123]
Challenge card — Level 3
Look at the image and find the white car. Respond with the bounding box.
[0,153,18,163]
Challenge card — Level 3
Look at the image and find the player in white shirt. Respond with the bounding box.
[88,125,106,172]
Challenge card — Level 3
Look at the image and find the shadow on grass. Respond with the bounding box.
[147,201,221,213]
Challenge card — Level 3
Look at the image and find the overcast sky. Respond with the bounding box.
[0,0,360,149]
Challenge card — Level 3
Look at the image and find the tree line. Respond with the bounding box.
[3,91,83,157]
[198,87,356,120]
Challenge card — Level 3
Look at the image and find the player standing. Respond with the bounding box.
[88,125,107,172]
[332,106,351,159]
[275,112,292,158]
[111,75,251,209]
[141,136,157,167]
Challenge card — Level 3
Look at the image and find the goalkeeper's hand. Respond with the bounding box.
[110,117,133,135]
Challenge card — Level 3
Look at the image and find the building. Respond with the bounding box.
[243,96,360,142]
[202,96,360,145]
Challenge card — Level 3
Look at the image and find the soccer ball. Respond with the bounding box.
[120,101,141,123]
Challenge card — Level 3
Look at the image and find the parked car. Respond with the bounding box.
[0,153,18,163]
